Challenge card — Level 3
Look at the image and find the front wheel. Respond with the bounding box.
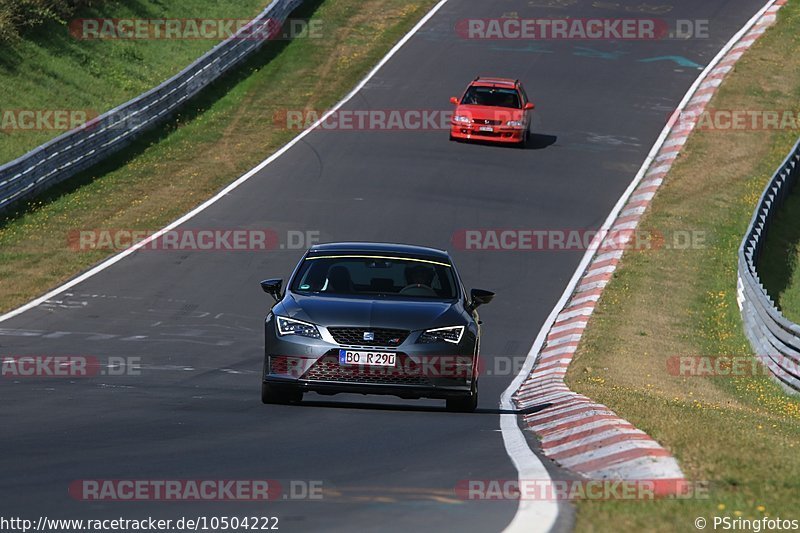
[517,129,529,149]
[261,382,303,405]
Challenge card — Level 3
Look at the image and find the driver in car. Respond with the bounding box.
[401,264,436,296]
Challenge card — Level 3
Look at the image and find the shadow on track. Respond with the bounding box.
[450,132,557,150]
[291,398,553,415]
[527,133,558,150]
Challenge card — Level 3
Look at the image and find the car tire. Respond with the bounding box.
[261,382,303,405]
[446,381,478,412]
[517,129,529,149]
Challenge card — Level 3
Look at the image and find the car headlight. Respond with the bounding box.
[453,115,471,124]
[276,316,321,339]
[506,120,524,127]
[418,325,465,344]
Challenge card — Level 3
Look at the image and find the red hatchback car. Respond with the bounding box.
[449,77,535,147]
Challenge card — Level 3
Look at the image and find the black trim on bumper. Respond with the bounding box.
[263,378,472,400]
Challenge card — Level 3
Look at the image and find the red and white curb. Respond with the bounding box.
[510,0,786,484]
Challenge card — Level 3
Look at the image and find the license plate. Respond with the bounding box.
[479,126,494,132]
[339,349,396,367]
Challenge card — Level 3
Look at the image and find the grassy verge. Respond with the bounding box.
[0,0,437,313]
[758,182,800,323]
[566,2,800,531]
[0,0,283,163]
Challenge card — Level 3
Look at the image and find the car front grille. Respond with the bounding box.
[472,118,502,126]
[327,327,409,347]
[465,130,506,138]
[301,353,431,386]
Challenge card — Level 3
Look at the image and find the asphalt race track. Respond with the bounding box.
[1,0,768,531]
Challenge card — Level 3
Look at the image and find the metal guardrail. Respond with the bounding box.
[738,136,800,394]
[0,0,303,213]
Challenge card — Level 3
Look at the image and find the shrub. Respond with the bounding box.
[0,0,105,42]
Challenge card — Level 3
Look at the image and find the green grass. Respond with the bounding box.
[0,0,270,163]
[0,1,105,43]
[565,1,800,531]
[758,181,800,323]
[0,0,437,313]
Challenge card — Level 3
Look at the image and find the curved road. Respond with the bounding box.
[1,0,766,531]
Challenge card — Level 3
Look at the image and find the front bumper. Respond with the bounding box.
[264,322,477,399]
[450,123,524,143]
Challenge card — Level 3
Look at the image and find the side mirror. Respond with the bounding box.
[260,278,283,302]
[450,96,459,105]
[524,102,535,110]
[469,288,495,311]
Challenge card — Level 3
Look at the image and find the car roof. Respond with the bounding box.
[308,242,451,262]
[471,77,519,89]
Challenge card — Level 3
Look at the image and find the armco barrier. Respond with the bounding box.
[0,0,303,213]
[738,136,800,394]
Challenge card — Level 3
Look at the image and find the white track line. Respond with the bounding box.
[502,1,779,531]
[0,1,561,532]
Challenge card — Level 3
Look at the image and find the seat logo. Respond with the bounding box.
[363,331,375,342]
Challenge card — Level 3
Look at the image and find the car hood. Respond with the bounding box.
[454,105,523,122]
[278,293,465,331]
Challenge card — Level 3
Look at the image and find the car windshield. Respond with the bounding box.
[291,255,459,300]
[461,86,521,108]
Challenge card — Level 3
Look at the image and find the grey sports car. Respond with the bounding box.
[260,242,494,412]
